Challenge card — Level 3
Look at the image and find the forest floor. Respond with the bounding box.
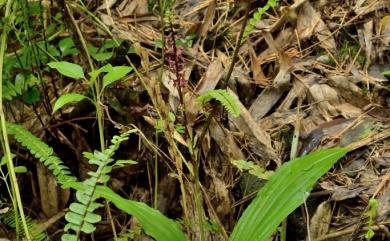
[0,0,390,240]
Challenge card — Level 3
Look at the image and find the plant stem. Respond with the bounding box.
[0,0,32,239]
[196,4,250,149]
[153,131,159,209]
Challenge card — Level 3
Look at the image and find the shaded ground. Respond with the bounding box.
[0,0,390,240]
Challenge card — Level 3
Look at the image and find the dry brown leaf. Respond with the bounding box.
[250,48,269,86]
[307,201,332,241]
[354,0,388,16]
[327,75,370,109]
[297,2,336,51]
[376,184,390,222]
[209,119,245,161]
[194,58,224,95]
[117,0,148,16]
[197,0,216,40]
[97,0,117,11]
[208,169,232,218]
[380,15,390,46]
[249,88,285,121]
[37,162,70,218]
[278,78,307,110]
[228,89,279,164]
[309,84,340,117]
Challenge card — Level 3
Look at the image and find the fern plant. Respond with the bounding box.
[241,0,281,44]
[1,207,48,241]
[61,131,132,241]
[197,89,240,117]
[6,122,76,183]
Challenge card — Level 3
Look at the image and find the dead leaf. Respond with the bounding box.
[309,84,340,117]
[228,89,280,164]
[209,119,245,161]
[307,201,332,241]
[37,162,70,217]
[297,2,336,51]
[194,58,224,95]
[249,88,285,121]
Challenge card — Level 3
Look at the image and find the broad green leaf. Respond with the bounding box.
[92,52,113,61]
[52,93,89,113]
[229,148,348,241]
[381,69,390,75]
[87,44,113,61]
[88,64,113,87]
[48,61,85,79]
[59,37,79,57]
[102,66,133,89]
[63,182,188,241]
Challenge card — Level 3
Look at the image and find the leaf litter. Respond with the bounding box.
[3,0,390,240]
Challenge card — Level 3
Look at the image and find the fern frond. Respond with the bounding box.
[62,131,131,241]
[241,0,280,44]
[6,122,76,183]
[197,89,240,117]
[1,208,48,241]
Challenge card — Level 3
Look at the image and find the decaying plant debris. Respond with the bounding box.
[0,0,389,240]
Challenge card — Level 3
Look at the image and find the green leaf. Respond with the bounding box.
[22,87,41,104]
[14,74,25,95]
[80,222,96,234]
[65,212,83,225]
[48,61,85,79]
[84,212,101,224]
[63,182,188,241]
[113,159,138,167]
[69,203,87,215]
[87,43,114,61]
[52,93,90,113]
[381,69,390,76]
[14,166,27,173]
[59,37,79,57]
[231,160,272,180]
[229,148,348,241]
[61,234,77,241]
[102,66,133,89]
